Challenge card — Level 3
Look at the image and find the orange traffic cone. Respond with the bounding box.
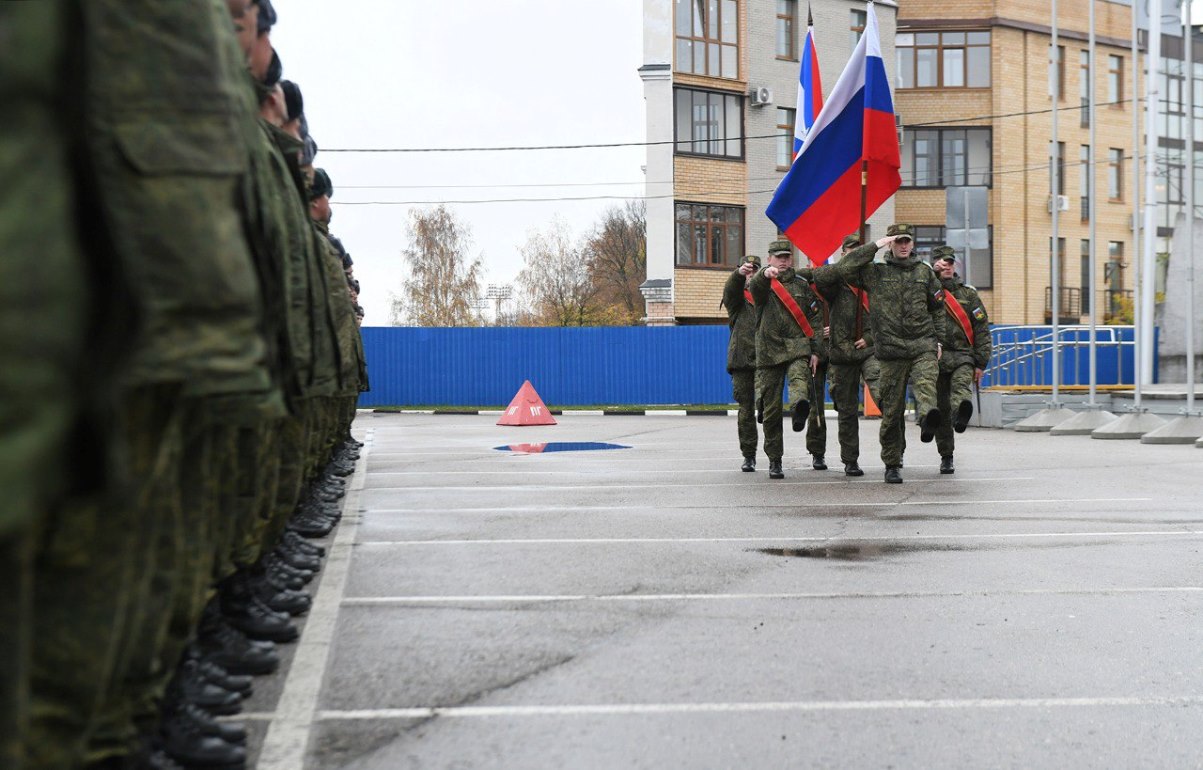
[863,384,881,418]
[497,380,557,426]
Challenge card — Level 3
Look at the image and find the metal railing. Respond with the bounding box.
[984,325,1137,388]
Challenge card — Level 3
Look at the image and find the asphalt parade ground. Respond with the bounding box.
[241,411,1202,769]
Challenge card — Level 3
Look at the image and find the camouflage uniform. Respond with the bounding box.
[749,245,826,466]
[722,259,760,463]
[803,278,830,463]
[933,248,993,462]
[802,239,882,467]
[825,225,947,472]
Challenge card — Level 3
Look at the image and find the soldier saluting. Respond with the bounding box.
[807,224,946,483]
[749,240,824,480]
[931,247,992,474]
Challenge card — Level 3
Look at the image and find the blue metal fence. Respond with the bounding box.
[358,324,1152,407]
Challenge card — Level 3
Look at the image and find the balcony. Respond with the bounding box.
[1044,287,1134,323]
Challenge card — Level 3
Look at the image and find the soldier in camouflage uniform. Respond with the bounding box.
[749,240,824,480]
[802,264,831,471]
[723,255,762,472]
[821,224,947,483]
[799,234,881,476]
[931,247,992,474]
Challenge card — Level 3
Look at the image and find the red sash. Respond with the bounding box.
[770,278,815,337]
[943,292,975,346]
[808,283,830,326]
[847,284,870,312]
[743,289,755,306]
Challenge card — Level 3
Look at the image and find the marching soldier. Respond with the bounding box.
[749,240,824,480]
[931,247,992,474]
[723,255,762,472]
[800,234,881,476]
[820,225,947,483]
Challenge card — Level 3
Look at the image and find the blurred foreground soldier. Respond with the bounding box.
[800,234,881,476]
[723,255,762,472]
[931,247,992,474]
[819,224,946,483]
[749,240,823,480]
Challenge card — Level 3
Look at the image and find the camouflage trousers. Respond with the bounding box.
[829,356,882,464]
[28,384,184,769]
[757,358,813,462]
[228,420,282,571]
[2,530,33,770]
[262,412,308,551]
[936,363,976,458]
[877,353,938,468]
[730,368,758,459]
[805,359,829,458]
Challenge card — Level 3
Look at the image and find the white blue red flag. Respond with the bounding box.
[768,2,901,266]
[794,5,823,157]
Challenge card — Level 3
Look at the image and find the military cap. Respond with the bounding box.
[885,223,915,239]
[264,49,282,87]
[310,168,333,201]
[255,0,277,34]
[842,234,863,249]
[767,239,793,255]
[742,254,762,267]
[931,245,957,262]
[280,80,304,123]
[301,135,318,166]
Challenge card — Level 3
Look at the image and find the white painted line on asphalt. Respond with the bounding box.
[362,497,1153,514]
[256,432,373,770]
[354,529,1203,546]
[314,695,1203,720]
[341,586,1203,605]
[363,477,1035,492]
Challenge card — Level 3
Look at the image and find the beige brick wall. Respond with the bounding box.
[674,267,731,320]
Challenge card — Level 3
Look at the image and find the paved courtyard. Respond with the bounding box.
[243,411,1202,768]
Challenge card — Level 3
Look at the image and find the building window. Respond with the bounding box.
[896,30,990,89]
[915,225,993,288]
[850,9,866,48]
[1108,148,1124,200]
[1052,45,1065,100]
[777,0,796,59]
[673,87,744,159]
[1079,50,1091,127]
[675,202,745,268]
[1108,54,1124,104]
[1049,141,1066,195]
[674,0,739,79]
[776,107,795,169]
[901,127,991,187]
[1079,145,1091,222]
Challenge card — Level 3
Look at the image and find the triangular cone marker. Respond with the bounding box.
[497,380,557,426]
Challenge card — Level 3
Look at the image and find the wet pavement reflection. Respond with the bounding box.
[495,442,631,454]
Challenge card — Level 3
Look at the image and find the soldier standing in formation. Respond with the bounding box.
[931,247,993,474]
[800,234,881,477]
[723,255,762,472]
[819,224,946,484]
[749,240,824,480]
[802,269,831,471]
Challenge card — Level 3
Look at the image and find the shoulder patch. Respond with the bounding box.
[972,306,986,321]
[933,288,944,302]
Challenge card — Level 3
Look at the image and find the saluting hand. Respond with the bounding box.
[875,235,898,249]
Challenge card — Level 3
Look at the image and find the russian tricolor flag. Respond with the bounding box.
[768,2,901,266]
[794,6,822,157]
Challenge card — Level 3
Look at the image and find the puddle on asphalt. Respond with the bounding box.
[494,442,631,454]
[753,543,970,561]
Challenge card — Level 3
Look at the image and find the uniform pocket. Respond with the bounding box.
[112,117,246,177]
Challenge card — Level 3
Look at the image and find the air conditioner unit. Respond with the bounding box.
[1046,195,1070,213]
[750,86,773,106]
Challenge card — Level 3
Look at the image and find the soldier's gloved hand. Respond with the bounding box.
[854,337,867,350]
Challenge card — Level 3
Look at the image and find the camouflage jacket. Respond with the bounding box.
[826,243,946,361]
[806,270,873,365]
[315,220,360,398]
[748,267,826,368]
[937,276,993,372]
[722,269,757,372]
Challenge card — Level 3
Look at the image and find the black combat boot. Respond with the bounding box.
[189,653,253,697]
[196,606,279,676]
[940,455,955,474]
[768,459,784,479]
[741,456,756,472]
[954,400,973,433]
[173,658,243,716]
[811,454,827,470]
[844,461,864,477]
[273,543,321,573]
[160,706,246,768]
[791,400,810,432]
[884,466,903,484]
[283,529,325,557]
[919,408,942,443]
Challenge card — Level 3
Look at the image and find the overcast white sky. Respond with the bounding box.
[270,0,646,326]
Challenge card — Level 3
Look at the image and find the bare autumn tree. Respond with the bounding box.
[584,201,646,324]
[390,205,484,326]
[515,219,606,326]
